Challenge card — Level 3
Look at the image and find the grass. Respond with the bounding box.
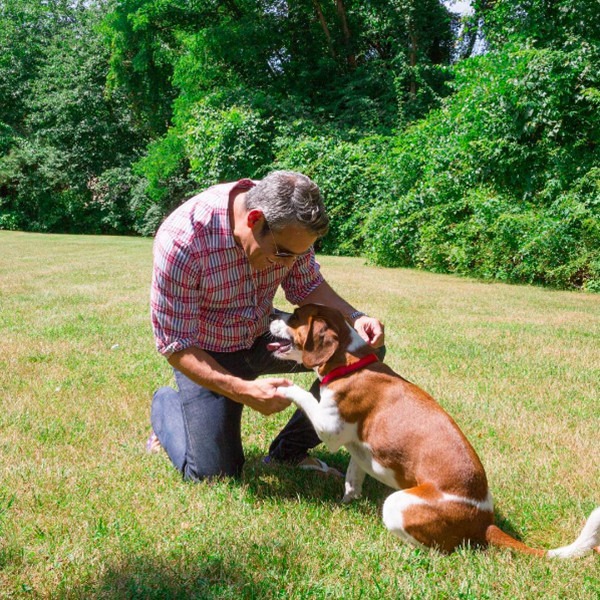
[0,230,599,599]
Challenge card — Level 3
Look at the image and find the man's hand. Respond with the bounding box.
[234,378,293,415]
[354,315,385,348]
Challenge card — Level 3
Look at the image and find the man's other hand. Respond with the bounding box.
[354,315,385,348]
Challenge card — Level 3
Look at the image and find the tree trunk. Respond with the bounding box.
[312,0,336,59]
[335,0,356,69]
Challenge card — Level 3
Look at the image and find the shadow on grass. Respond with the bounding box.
[240,447,390,511]
[241,448,535,554]
[64,549,303,600]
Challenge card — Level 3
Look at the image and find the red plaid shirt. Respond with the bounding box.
[151,179,324,356]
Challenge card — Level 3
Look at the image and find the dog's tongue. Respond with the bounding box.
[267,342,283,351]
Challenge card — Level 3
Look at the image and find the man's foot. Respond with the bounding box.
[263,455,344,478]
[145,430,162,454]
[298,456,344,478]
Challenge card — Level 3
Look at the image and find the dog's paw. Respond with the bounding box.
[342,492,361,504]
[342,487,362,504]
[277,384,315,406]
[276,384,302,400]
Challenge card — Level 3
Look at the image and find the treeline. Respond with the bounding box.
[1,1,598,291]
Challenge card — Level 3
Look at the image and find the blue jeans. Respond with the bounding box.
[151,326,385,481]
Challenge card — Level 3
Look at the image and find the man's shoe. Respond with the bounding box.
[145,430,162,454]
[263,454,344,478]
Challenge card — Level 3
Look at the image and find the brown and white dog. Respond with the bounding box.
[269,304,600,557]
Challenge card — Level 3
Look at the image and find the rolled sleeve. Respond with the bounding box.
[151,233,202,357]
[281,251,324,305]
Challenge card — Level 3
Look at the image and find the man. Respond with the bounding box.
[149,170,385,481]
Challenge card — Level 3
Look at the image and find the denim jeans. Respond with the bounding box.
[151,321,385,481]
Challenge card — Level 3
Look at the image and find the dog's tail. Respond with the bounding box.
[485,507,600,559]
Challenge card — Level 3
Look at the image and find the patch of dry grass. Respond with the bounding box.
[1,232,599,599]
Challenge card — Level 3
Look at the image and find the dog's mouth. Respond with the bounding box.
[267,340,293,354]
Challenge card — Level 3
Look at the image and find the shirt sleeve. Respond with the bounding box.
[150,226,203,357]
[281,250,324,305]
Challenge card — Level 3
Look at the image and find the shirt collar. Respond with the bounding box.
[206,179,256,251]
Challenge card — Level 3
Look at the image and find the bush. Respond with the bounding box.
[363,43,600,291]
[185,103,275,187]
[272,128,396,255]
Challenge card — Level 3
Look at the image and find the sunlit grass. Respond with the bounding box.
[1,231,599,598]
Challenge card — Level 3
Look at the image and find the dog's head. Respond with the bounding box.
[269,304,350,370]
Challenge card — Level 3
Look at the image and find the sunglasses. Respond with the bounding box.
[264,219,312,259]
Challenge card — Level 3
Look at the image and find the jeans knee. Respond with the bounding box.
[151,386,178,427]
[182,458,244,483]
[153,386,176,403]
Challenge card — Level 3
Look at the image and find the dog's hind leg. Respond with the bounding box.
[342,457,366,503]
[382,484,493,553]
[382,488,430,549]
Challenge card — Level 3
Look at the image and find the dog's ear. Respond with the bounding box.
[302,315,339,368]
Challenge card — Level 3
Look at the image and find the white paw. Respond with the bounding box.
[342,492,360,504]
[342,490,361,504]
[277,384,303,401]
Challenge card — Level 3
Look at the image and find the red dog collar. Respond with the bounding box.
[320,353,379,386]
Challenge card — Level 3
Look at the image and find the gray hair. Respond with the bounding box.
[245,171,329,238]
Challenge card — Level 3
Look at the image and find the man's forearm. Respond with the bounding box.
[167,346,246,403]
[299,280,361,322]
[166,346,293,415]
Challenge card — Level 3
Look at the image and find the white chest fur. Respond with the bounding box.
[307,387,355,452]
[320,389,398,489]
[281,384,398,490]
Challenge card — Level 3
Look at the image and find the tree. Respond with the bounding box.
[472,0,600,49]
[101,0,456,231]
[0,0,145,232]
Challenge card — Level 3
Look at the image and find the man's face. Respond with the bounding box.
[248,216,317,271]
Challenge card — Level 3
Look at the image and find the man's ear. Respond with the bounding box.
[302,316,339,368]
[247,210,264,230]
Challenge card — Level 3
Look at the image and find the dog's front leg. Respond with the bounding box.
[342,456,366,503]
[278,384,342,452]
[278,384,323,430]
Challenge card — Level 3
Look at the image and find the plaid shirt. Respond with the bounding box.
[151,179,324,356]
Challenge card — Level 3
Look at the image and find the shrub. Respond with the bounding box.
[273,129,396,255]
[363,42,600,291]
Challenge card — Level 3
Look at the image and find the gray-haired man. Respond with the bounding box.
[149,171,385,481]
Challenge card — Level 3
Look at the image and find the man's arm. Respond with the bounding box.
[168,347,292,416]
[299,280,385,347]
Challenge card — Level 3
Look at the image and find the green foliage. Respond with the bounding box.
[88,167,149,235]
[0,141,71,232]
[364,42,600,290]
[474,0,600,50]
[1,0,599,291]
[131,99,275,231]
[185,103,275,186]
[273,128,395,256]
[0,0,145,234]
[132,126,197,234]
[0,0,56,130]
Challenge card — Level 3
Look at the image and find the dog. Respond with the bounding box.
[269,304,600,557]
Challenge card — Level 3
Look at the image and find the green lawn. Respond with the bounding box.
[1,231,599,599]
